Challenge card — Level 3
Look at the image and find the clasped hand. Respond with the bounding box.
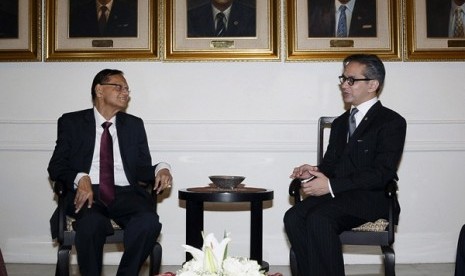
[290,164,330,197]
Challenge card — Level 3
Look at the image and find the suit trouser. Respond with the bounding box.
[284,194,368,276]
[455,224,465,276]
[71,185,161,276]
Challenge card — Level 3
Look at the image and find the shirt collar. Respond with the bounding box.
[351,97,378,118]
[336,0,355,13]
[97,0,114,12]
[212,4,232,20]
[452,1,465,9]
[93,106,116,127]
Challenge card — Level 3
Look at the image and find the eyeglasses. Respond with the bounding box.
[338,75,373,86]
[100,83,131,94]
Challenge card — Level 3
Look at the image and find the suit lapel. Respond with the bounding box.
[83,109,97,172]
[347,101,382,144]
[115,112,127,158]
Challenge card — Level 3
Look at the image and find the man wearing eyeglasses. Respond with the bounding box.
[48,69,173,275]
[284,54,406,276]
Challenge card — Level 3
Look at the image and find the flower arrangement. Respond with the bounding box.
[176,232,266,276]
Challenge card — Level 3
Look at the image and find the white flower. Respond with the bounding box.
[177,232,266,276]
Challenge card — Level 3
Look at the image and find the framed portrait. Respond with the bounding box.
[406,0,465,61]
[286,0,401,61]
[45,0,159,61]
[164,0,280,61]
[0,0,40,61]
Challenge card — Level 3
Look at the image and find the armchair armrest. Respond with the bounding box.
[289,178,302,203]
[53,180,67,197]
[385,180,398,198]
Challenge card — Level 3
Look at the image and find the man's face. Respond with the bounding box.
[339,61,378,106]
[211,0,233,10]
[96,74,130,111]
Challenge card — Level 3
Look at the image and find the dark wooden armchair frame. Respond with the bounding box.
[53,181,162,276]
[288,116,398,276]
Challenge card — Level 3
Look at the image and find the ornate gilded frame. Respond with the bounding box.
[405,0,465,61]
[45,0,159,61]
[286,0,401,61]
[0,0,41,61]
[164,0,280,61]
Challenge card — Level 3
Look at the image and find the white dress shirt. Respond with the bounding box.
[74,107,171,187]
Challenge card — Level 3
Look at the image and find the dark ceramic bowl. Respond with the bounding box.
[209,175,246,189]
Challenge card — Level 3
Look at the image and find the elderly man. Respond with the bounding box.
[48,69,173,275]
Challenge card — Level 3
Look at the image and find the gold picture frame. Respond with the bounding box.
[164,0,280,61]
[45,0,159,61]
[0,0,40,61]
[406,0,465,61]
[286,0,401,61]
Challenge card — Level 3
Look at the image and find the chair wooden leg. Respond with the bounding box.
[56,245,71,276]
[382,245,395,276]
[149,242,162,276]
[289,248,299,276]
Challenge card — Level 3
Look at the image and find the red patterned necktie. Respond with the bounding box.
[99,122,115,206]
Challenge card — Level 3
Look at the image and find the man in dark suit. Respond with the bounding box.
[308,0,376,37]
[48,69,173,276]
[284,54,406,276]
[455,224,465,275]
[426,0,465,38]
[69,0,137,37]
[187,0,256,37]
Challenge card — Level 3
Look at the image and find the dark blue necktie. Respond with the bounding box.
[215,12,226,37]
[337,5,347,37]
[99,122,114,206]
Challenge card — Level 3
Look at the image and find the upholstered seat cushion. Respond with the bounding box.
[352,219,388,232]
[66,216,121,231]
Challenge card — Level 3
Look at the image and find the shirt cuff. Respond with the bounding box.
[155,162,171,175]
[74,172,89,189]
[328,179,335,198]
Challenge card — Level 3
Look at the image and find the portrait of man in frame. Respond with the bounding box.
[69,0,138,38]
[426,0,465,38]
[187,0,256,38]
[307,0,377,38]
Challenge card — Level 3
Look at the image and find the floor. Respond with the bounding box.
[3,263,456,276]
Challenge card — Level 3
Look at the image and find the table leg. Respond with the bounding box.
[250,201,263,264]
[185,200,204,262]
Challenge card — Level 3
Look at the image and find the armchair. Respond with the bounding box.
[52,181,162,276]
[288,116,399,276]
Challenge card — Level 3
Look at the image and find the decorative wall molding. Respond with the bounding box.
[1,119,464,152]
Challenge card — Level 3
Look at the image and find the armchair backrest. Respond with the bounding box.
[317,116,336,165]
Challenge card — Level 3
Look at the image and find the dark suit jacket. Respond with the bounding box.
[317,101,406,221]
[426,0,452,37]
[308,0,377,37]
[48,108,157,194]
[69,0,137,37]
[187,1,256,37]
[0,8,18,38]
